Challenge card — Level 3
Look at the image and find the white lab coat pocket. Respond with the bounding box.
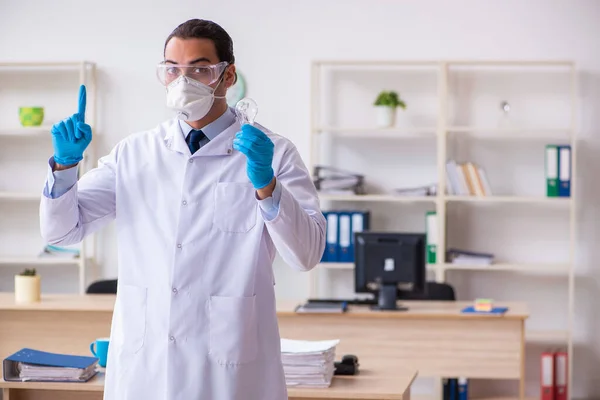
[209,295,258,365]
[213,182,258,233]
[119,284,147,354]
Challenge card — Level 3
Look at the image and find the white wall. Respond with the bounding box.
[2,0,600,397]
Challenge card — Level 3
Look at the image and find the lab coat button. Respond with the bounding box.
[172,287,178,294]
[169,336,175,342]
[177,244,182,249]
[182,200,187,206]
[188,159,193,164]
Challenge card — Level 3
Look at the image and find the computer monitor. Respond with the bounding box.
[354,232,427,311]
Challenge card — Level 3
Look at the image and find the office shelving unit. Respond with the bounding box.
[308,60,577,400]
[0,61,98,294]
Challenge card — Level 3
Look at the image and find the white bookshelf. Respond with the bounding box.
[0,61,98,294]
[309,60,577,400]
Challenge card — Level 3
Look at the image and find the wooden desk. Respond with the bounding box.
[0,294,528,399]
[0,367,417,400]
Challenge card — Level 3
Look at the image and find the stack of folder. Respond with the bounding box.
[545,145,571,197]
[280,338,340,388]
[3,348,98,382]
[443,378,468,400]
[541,349,568,400]
[321,210,370,263]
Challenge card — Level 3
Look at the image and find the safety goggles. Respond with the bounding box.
[156,61,228,86]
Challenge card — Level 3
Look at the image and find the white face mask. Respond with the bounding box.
[166,75,226,121]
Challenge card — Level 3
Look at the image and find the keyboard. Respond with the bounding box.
[306,298,377,306]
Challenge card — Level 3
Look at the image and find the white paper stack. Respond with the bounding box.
[17,363,97,382]
[280,338,339,388]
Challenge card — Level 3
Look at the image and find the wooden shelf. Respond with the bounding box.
[0,126,52,137]
[447,126,571,134]
[0,192,40,201]
[318,263,439,271]
[319,194,437,203]
[320,194,570,204]
[316,126,436,137]
[0,258,80,266]
[0,61,92,69]
[445,195,571,204]
[471,397,537,400]
[318,262,354,270]
[443,263,569,273]
[526,329,569,344]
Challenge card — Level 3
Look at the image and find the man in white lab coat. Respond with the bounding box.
[40,18,326,400]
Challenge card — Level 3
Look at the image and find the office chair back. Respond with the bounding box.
[86,279,118,294]
[399,281,455,301]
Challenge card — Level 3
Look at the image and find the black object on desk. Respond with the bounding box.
[295,301,348,313]
[334,354,359,375]
[354,232,427,311]
[306,298,376,306]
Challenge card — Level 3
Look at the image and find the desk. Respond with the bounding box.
[0,294,528,399]
[0,367,417,400]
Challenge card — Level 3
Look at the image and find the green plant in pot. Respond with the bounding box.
[373,91,406,127]
[15,268,41,303]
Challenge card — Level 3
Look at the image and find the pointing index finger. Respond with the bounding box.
[78,85,87,122]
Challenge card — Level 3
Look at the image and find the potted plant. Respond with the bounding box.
[373,91,406,127]
[15,268,41,303]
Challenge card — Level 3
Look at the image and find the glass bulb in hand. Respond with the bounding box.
[235,98,258,126]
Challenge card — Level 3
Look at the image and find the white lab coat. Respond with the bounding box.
[39,118,326,400]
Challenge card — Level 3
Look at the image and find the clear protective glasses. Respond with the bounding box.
[156,61,229,87]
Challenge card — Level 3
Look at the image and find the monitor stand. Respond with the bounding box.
[370,284,408,311]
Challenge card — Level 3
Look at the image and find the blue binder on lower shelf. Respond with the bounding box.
[338,212,353,262]
[3,348,98,382]
[324,212,339,262]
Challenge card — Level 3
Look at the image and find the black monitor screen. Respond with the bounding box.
[354,232,426,297]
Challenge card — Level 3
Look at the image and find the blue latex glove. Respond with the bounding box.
[51,85,92,166]
[233,124,274,189]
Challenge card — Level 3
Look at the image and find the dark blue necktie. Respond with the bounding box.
[187,129,206,154]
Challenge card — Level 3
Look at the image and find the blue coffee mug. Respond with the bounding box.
[90,338,110,368]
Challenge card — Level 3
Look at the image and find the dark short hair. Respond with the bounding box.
[164,19,235,64]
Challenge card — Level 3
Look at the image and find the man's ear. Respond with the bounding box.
[224,65,237,89]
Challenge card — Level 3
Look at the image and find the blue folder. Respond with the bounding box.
[461,306,508,315]
[3,348,98,382]
[338,212,353,263]
[558,145,571,197]
[324,212,339,262]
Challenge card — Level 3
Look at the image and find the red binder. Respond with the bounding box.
[541,351,555,400]
[555,350,568,400]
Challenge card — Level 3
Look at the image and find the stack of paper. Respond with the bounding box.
[280,339,340,388]
[447,248,494,265]
[312,165,366,195]
[17,363,97,382]
[394,184,437,197]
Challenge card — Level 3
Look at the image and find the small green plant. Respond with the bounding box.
[20,268,37,276]
[374,91,406,109]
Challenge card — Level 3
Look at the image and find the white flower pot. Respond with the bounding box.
[375,106,395,128]
[15,275,41,303]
